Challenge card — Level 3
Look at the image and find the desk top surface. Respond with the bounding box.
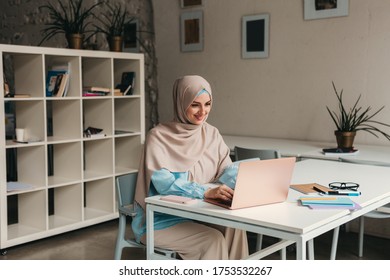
[223,134,390,164]
[146,159,390,235]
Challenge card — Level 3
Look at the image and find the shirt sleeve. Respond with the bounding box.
[151,168,209,199]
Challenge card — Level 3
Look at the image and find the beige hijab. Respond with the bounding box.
[134,75,232,209]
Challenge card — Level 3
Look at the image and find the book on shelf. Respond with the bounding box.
[115,71,135,95]
[114,88,122,96]
[82,86,110,96]
[46,66,70,97]
[322,147,359,156]
[7,181,33,192]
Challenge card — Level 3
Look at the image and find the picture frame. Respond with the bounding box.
[123,19,139,53]
[180,10,203,52]
[304,0,349,20]
[242,14,269,59]
[180,0,202,8]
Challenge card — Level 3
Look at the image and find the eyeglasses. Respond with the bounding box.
[328,182,360,191]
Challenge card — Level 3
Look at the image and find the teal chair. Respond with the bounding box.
[114,173,176,259]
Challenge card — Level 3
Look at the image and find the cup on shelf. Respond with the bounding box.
[15,128,25,142]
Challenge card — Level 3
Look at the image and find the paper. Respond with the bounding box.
[7,181,33,192]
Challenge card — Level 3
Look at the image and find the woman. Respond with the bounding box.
[133,75,248,260]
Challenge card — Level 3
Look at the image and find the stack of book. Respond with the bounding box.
[82,86,110,96]
[299,196,360,210]
[46,64,70,97]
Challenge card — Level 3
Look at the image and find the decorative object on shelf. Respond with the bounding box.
[304,0,349,20]
[326,82,390,149]
[180,10,203,52]
[115,72,135,96]
[242,13,269,59]
[93,2,135,52]
[38,0,101,49]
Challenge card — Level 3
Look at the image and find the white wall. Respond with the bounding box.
[152,0,390,146]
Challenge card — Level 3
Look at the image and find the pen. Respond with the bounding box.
[328,191,361,196]
[313,186,327,195]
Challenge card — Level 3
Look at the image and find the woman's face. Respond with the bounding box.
[185,93,212,125]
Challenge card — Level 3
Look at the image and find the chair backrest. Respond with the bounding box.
[234,146,281,161]
[339,158,390,167]
[116,172,138,208]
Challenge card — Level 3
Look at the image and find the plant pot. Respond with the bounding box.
[109,36,123,52]
[335,131,356,149]
[66,34,84,49]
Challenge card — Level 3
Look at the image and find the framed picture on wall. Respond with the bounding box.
[123,19,139,53]
[180,0,202,8]
[180,10,203,52]
[304,0,349,20]
[242,14,269,59]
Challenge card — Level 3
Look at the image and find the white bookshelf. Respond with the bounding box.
[0,44,145,251]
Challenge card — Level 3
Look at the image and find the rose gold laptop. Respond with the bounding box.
[204,157,296,210]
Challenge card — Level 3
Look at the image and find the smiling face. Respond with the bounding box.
[185,93,212,125]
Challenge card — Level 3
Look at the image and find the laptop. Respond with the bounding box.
[204,157,296,210]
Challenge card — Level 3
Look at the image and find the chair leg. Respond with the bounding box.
[255,234,263,251]
[330,226,340,260]
[358,216,365,258]
[114,215,127,260]
[280,246,287,260]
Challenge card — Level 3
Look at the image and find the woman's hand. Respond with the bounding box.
[204,185,234,201]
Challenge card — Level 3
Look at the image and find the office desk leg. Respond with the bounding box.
[146,205,155,260]
[296,240,306,260]
[330,226,340,260]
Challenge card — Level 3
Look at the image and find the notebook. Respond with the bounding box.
[204,157,296,210]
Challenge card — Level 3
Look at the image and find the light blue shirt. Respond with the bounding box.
[131,168,209,243]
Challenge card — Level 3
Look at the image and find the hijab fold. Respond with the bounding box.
[135,75,231,209]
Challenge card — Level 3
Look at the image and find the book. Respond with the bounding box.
[83,86,110,93]
[299,196,355,206]
[290,183,331,195]
[7,181,33,192]
[55,73,69,97]
[46,69,69,97]
[322,147,359,156]
[116,71,135,95]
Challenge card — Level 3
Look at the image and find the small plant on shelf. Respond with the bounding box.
[39,0,101,49]
[326,81,390,148]
[93,2,135,51]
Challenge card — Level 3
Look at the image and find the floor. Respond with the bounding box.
[1,219,390,260]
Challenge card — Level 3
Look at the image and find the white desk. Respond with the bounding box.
[222,134,333,158]
[223,134,390,165]
[145,159,390,260]
[301,143,390,165]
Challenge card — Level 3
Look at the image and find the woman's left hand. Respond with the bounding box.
[204,185,234,201]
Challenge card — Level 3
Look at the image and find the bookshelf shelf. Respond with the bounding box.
[0,44,145,251]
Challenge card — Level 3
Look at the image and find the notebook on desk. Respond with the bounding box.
[204,157,296,210]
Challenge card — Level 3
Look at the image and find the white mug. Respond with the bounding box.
[15,128,25,142]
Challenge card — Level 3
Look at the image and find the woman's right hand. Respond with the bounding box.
[204,185,234,201]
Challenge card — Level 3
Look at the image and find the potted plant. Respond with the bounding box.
[326,82,390,149]
[93,2,135,52]
[39,0,101,49]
